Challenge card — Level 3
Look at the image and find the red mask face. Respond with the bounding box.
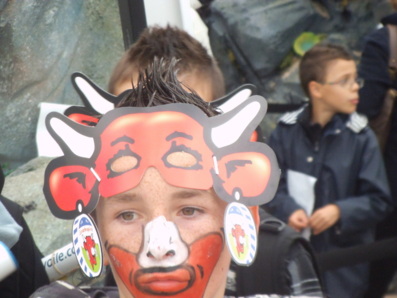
[94,109,215,198]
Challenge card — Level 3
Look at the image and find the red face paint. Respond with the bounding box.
[108,233,223,298]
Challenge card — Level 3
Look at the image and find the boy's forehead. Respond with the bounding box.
[100,168,224,208]
[324,59,356,77]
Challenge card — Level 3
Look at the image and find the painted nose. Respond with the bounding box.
[146,242,176,260]
[138,216,188,268]
[145,216,177,260]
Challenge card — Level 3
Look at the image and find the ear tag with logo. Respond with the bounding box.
[224,202,257,266]
[72,214,103,278]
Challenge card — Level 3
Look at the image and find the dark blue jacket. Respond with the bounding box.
[358,12,397,200]
[265,106,391,297]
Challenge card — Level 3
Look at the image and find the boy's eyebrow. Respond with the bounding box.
[106,189,217,203]
[171,189,218,203]
[172,189,202,199]
[166,131,193,141]
[111,135,134,146]
[324,72,353,84]
[106,192,138,203]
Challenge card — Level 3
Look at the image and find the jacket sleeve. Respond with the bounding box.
[0,196,49,298]
[264,127,304,223]
[357,27,391,119]
[334,130,392,234]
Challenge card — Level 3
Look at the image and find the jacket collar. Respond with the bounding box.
[381,12,397,26]
[279,104,368,134]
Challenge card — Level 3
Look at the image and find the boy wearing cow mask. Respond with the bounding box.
[32,59,280,298]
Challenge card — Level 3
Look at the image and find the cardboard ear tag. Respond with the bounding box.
[224,202,257,266]
[72,214,103,278]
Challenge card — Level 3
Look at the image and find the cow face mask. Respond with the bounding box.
[44,95,279,219]
[43,73,280,289]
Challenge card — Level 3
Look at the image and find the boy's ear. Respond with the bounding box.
[103,248,110,266]
[308,81,323,99]
[248,206,260,229]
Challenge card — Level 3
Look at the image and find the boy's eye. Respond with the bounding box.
[339,78,349,87]
[106,144,141,178]
[181,207,202,217]
[119,211,136,221]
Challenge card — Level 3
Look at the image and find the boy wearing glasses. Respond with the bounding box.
[265,43,391,297]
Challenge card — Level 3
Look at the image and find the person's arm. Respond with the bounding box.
[358,27,391,119]
[265,128,306,224]
[0,200,22,248]
[333,131,392,235]
[309,204,340,235]
[289,209,310,233]
[0,196,49,297]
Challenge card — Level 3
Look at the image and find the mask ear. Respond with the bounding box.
[64,106,99,126]
[43,157,99,219]
[46,112,95,158]
[214,143,280,206]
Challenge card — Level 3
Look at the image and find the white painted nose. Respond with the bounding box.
[138,216,188,268]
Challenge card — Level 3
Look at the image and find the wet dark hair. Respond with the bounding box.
[116,58,219,117]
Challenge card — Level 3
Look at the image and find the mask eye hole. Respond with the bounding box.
[163,142,203,170]
[111,155,139,173]
[106,145,141,178]
[166,151,199,168]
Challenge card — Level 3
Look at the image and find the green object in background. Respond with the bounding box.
[1,163,13,177]
[293,32,324,56]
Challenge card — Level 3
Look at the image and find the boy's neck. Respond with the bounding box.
[310,102,335,127]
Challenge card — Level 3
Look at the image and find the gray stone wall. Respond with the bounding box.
[0,0,124,171]
[0,0,124,284]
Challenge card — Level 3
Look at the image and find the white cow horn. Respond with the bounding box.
[74,76,115,114]
[211,96,266,148]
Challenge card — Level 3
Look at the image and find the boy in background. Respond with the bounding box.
[266,43,391,297]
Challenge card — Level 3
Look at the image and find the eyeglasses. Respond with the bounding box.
[319,77,364,89]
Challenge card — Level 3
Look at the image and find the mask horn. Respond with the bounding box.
[72,72,118,115]
[211,95,267,148]
[210,84,256,113]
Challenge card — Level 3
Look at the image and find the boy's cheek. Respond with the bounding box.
[104,228,143,255]
[177,220,225,246]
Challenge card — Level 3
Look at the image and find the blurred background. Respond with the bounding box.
[0,0,393,289]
